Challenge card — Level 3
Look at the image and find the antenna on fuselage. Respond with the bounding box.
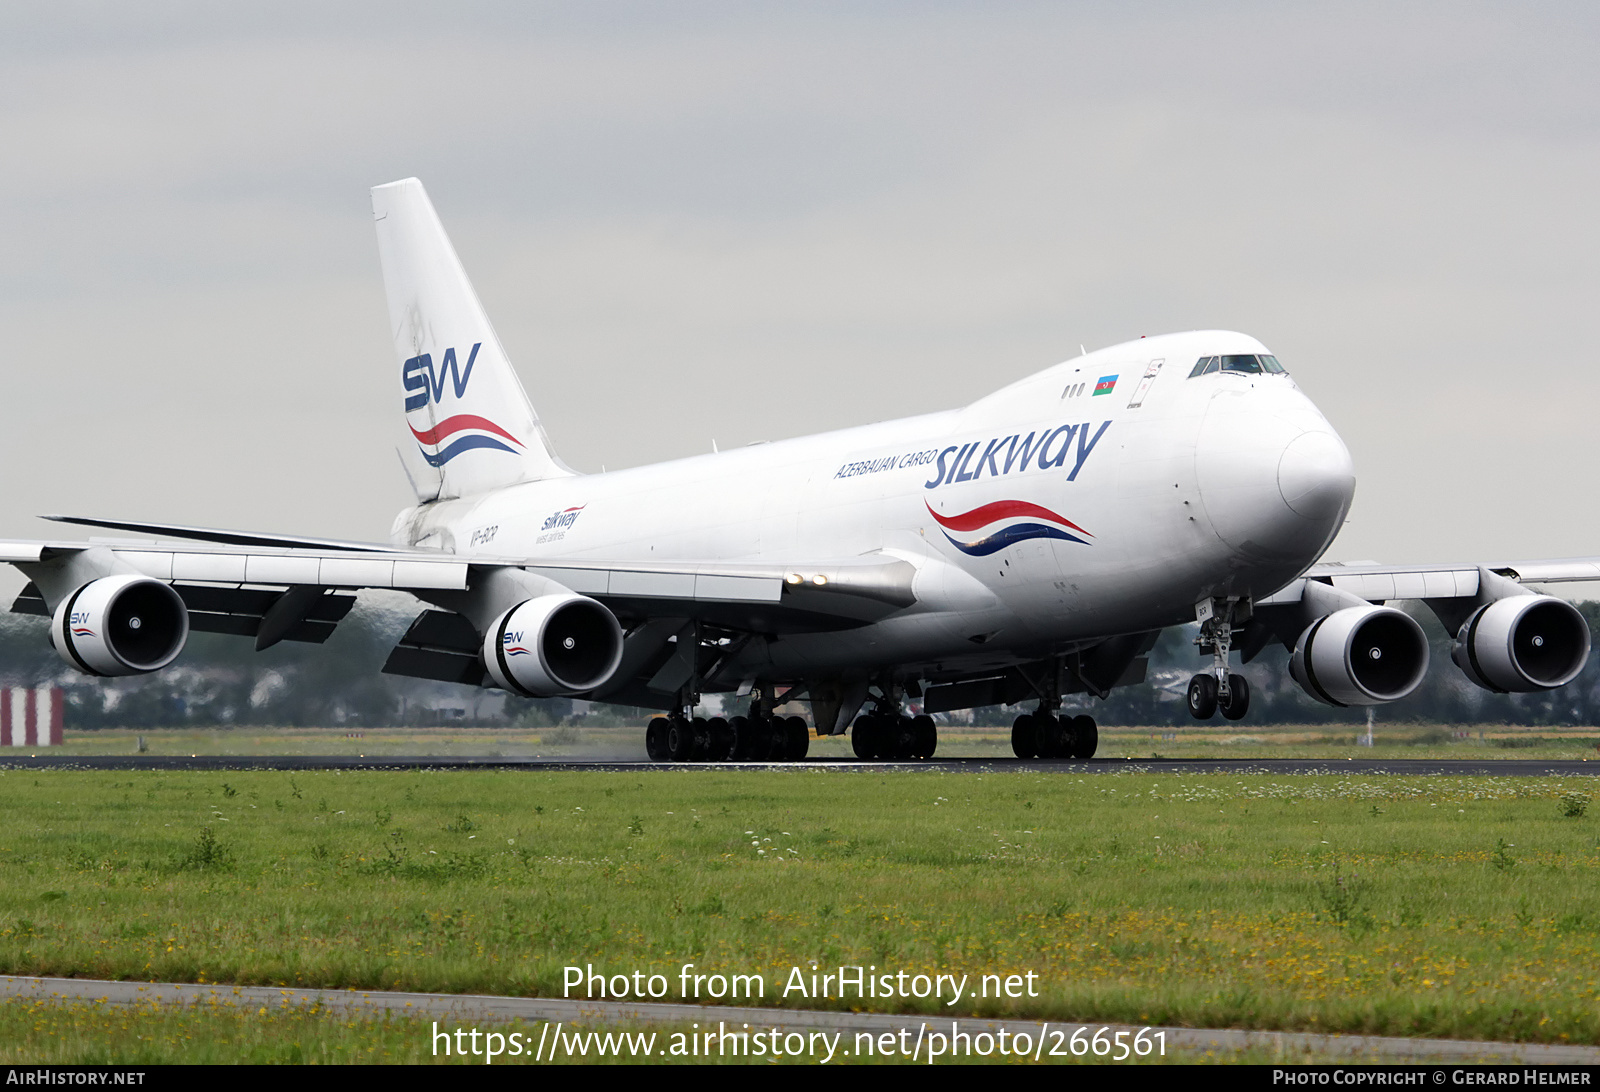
[1080,345,1086,356]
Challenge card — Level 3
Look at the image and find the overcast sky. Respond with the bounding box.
[2,1,1597,576]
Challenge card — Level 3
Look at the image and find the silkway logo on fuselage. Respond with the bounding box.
[537,505,585,545]
[401,342,524,467]
[925,421,1111,488]
[830,421,1112,488]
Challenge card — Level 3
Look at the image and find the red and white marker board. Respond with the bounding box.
[0,688,64,746]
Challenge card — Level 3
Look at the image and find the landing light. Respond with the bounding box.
[812,575,828,586]
[785,574,803,585]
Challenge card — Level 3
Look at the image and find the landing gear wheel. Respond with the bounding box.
[665,716,695,761]
[755,716,782,760]
[851,715,878,759]
[1070,714,1098,759]
[1187,674,1219,720]
[785,716,810,760]
[911,714,937,759]
[1219,674,1251,721]
[1038,713,1071,759]
[728,715,754,760]
[784,714,812,755]
[705,716,734,761]
[1011,714,1038,759]
[645,717,669,762]
[689,717,711,761]
[887,715,914,760]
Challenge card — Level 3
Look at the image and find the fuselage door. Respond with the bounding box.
[1126,359,1163,409]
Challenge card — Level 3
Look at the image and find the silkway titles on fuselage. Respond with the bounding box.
[832,421,1112,489]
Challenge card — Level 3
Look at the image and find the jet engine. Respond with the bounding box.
[1289,605,1429,707]
[1451,595,1590,693]
[50,575,190,676]
[482,594,624,697]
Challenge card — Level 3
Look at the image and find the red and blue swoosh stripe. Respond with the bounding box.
[926,499,1092,556]
[411,415,523,467]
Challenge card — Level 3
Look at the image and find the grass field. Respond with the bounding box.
[29,722,1600,761]
[1,763,1598,1061]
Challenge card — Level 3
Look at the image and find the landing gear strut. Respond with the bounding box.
[1187,598,1251,721]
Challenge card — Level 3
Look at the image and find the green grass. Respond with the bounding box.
[0,768,1598,1051]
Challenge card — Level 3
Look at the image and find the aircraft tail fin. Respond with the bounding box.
[372,178,573,502]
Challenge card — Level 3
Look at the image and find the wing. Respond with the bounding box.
[1229,556,1599,704]
[0,532,918,703]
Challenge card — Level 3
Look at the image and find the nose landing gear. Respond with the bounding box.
[1187,598,1251,721]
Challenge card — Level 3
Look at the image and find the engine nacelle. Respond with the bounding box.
[1289,605,1429,707]
[1452,595,1591,693]
[482,594,624,697]
[50,575,189,677]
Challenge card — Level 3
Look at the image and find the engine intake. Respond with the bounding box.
[51,575,189,676]
[1452,595,1590,693]
[1289,605,1429,707]
[483,594,624,697]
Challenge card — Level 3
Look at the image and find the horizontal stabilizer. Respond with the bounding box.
[41,515,399,553]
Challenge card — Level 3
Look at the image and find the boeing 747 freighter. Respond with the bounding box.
[5,179,1593,761]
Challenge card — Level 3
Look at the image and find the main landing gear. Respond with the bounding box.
[850,710,937,761]
[1010,711,1098,759]
[1004,655,1098,760]
[644,711,811,763]
[1186,598,1250,721]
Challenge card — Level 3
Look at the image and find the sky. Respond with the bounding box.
[1,1,1597,578]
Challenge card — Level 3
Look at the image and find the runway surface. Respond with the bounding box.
[2,975,1594,1063]
[1,754,1597,775]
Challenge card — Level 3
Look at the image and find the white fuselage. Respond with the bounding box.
[393,330,1356,684]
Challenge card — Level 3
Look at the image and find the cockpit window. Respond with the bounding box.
[1188,354,1287,378]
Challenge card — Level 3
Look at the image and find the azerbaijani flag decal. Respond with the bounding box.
[1092,374,1118,396]
[926,500,1093,557]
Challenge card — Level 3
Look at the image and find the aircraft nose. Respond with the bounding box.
[1194,394,1355,564]
[1278,430,1355,521]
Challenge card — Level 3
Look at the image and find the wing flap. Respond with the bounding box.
[1306,557,1600,588]
[0,539,471,593]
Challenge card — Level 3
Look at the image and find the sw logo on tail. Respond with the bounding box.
[402,342,524,466]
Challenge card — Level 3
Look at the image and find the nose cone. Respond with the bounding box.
[1195,391,1355,566]
[1278,430,1355,521]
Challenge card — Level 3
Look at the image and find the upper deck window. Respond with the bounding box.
[1188,354,1286,378]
